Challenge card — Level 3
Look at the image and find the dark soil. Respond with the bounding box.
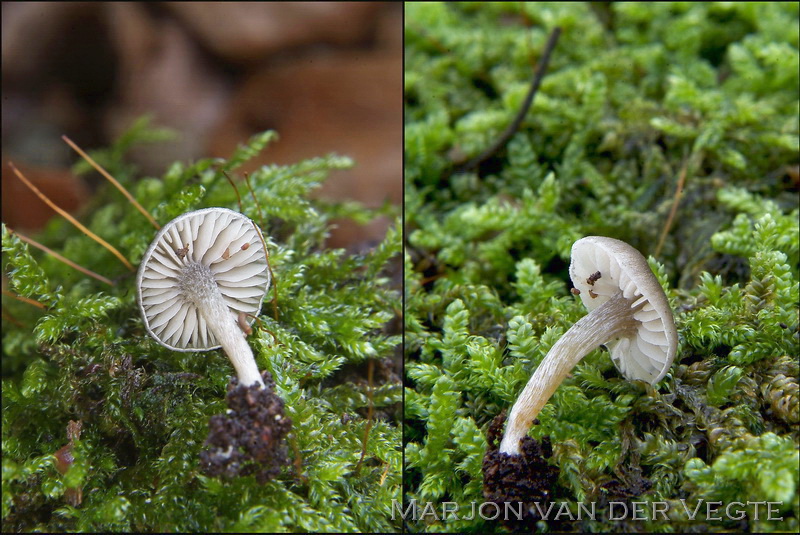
[482,413,561,532]
[200,371,292,484]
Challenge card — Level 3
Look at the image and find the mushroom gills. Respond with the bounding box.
[137,207,271,387]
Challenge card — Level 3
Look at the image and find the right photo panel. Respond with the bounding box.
[403,3,799,533]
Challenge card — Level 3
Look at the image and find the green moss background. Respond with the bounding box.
[405,2,798,533]
[2,122,402,532]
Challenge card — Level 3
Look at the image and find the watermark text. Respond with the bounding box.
[391,499,785,522]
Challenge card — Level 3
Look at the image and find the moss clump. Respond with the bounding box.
[405,2,798,533]
[3,120,401,532]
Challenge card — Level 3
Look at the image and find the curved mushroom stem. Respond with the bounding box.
[202,288,265,388]
[499,291,637,455]
[182,263,265,388]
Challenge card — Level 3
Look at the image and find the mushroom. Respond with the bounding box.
[499,236,677,455]
[137,207,270,387]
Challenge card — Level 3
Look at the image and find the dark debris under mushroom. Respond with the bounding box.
[482,412,561,532]
[200,371,292,484]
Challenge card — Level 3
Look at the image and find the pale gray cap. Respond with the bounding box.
[137,207,270,352]
[569,236,677,384]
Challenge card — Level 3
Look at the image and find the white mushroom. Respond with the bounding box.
[137,208,270,387]
[499,236,677,455]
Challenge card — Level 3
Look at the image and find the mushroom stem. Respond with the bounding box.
[499,291,637,455]
[181,263,265,388]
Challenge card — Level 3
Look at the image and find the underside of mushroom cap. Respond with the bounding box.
[569,236,677,384]
[137,207,270,351]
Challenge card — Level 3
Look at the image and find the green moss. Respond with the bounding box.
[405,2,798,533]
[2,121,401,531]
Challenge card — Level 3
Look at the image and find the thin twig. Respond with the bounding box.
[241,172,275,318]
[654,161,688,258]
[226,171,278,321]
[8,228,114,286]
[455,26,562,174]
[1,289,46,309]
[223,170,243,213]
[379,461,390,486]
[289,433,307,483]
[241,312,281,346]
[242,172,265,225]
[418,273,445,287]
[250,221,279,322]
[355,359,375,475]
[2,310,27,328]
[8,162,134,271]
[62,135,160,230]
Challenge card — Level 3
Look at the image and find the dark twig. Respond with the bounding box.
[454,27,562,175]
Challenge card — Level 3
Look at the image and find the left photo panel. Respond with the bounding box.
[2,3,402,532]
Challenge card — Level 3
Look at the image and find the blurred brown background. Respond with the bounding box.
[2,2,401,249]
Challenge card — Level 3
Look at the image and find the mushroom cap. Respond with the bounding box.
[569,236,677,384]
[137,207,270,352]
